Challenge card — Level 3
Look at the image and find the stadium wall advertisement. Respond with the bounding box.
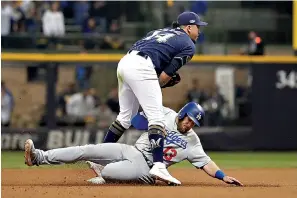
[1,127,253,151]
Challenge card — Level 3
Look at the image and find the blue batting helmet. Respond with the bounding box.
[177,102,205,127]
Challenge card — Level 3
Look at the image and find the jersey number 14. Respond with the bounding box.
[144,31,175,43]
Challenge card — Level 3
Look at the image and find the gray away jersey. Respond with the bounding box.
[134,107,211,168]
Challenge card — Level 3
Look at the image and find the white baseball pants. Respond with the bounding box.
[35,143,154,184]
[116,51,165,129]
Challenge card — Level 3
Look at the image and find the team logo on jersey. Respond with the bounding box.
[165,130,188,149]
[150,138,162,149]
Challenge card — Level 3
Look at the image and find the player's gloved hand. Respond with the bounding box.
[223,176,243,186]
[161,73,181,88]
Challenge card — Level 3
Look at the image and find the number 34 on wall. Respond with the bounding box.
[276,70,297,89]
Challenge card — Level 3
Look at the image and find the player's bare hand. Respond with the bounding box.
[223,176,243,186]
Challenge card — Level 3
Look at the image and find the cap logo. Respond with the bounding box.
[189,20,195,23]
[196,112,202,120]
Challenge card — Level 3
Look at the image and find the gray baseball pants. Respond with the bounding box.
[35,143,154,184]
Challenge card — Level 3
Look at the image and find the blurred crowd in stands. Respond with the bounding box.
[1,1,254,128]
[1,1,268,54]
[2,77,252,128]
[185,79,252,127]
[38,84,119,128]
[1,1,125,50]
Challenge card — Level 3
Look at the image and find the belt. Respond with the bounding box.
[128,50,149,59]
[135,146,154,169]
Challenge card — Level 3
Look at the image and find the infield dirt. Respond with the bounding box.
[2,168,297,198]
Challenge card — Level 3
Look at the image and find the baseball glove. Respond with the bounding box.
[161,73,181,88]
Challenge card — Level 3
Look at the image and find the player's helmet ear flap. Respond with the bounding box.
[178,102,205,127]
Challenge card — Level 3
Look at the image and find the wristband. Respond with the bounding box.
[215,170,225,180]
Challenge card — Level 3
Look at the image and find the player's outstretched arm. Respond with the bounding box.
[202,160,243,186]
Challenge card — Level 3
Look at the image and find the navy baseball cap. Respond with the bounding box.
[177,12,208,26]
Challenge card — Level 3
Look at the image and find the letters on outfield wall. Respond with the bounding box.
[0,128,150,150]
[1,127,253,151]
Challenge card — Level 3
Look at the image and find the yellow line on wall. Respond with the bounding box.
[2,53,297,64]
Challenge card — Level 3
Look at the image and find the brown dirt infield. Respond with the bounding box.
[2,168,297,198]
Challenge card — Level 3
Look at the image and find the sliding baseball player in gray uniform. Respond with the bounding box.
[24,102,243,186]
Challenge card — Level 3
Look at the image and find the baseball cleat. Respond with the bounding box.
[24,139,36,166]
[87,177,106,185]
[149,162,181,185]
[86,161,106,184]
[86,161,104,177]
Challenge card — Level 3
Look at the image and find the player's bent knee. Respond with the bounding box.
[101,163,139,181]
[101,165,123,180]
[101,167,114,180]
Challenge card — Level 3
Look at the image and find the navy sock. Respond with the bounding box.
[148,125,165,163]
[103,120,126,143]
